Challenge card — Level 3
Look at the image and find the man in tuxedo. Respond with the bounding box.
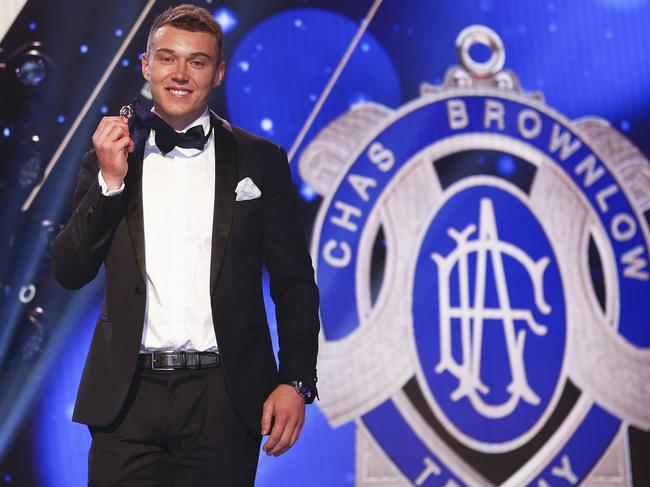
[51,4,319,486]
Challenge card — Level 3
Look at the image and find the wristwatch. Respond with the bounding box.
[283,380,315,403]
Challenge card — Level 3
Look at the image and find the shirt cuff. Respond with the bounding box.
[98,171,125,196]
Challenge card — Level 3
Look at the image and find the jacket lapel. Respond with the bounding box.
[209,112,238,294]
[124,138,146,281]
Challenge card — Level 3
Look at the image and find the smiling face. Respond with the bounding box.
[142,26,225,130]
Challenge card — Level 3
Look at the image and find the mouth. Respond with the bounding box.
[165,87,193,97]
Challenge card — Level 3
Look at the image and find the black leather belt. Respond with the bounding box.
[141,351,220,370]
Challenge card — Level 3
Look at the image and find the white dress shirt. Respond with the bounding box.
[98,109,218,352]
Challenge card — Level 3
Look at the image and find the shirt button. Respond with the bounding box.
[135,284,143,295]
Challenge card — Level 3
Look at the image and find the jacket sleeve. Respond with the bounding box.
[50,150,126,290]
[262,145,320,400]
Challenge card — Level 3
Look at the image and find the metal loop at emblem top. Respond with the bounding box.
[456,25,505,78]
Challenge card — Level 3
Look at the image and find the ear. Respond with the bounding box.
[213,61,226,88]
[142,52,151,81]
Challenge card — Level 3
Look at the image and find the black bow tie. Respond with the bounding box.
[121,98,214,155]
[147,113,212,155]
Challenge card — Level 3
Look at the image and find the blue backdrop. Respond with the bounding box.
[0,1,648,485]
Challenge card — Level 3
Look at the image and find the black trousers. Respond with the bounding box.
[88,359,261,487]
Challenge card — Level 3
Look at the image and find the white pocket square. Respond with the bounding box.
[235,177,261,201]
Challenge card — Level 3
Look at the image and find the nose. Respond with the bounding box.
[172,60,189,83]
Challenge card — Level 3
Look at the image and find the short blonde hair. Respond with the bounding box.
[147,4,224,62]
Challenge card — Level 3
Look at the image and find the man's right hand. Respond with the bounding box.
[92,116,135,190]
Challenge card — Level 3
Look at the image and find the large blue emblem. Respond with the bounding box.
[301,25,650,487]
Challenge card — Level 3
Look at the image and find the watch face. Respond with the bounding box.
[301,385,313,399]
[291,381,313,399]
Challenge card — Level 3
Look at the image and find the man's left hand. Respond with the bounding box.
[261,384,305,456]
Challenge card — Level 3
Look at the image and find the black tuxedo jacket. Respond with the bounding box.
[51,113,320,434]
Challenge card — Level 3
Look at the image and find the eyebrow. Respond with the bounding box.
[155,48,212,59]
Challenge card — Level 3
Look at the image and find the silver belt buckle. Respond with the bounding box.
[151,352,174,371]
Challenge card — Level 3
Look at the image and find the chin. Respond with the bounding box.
[158,105,195,121]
